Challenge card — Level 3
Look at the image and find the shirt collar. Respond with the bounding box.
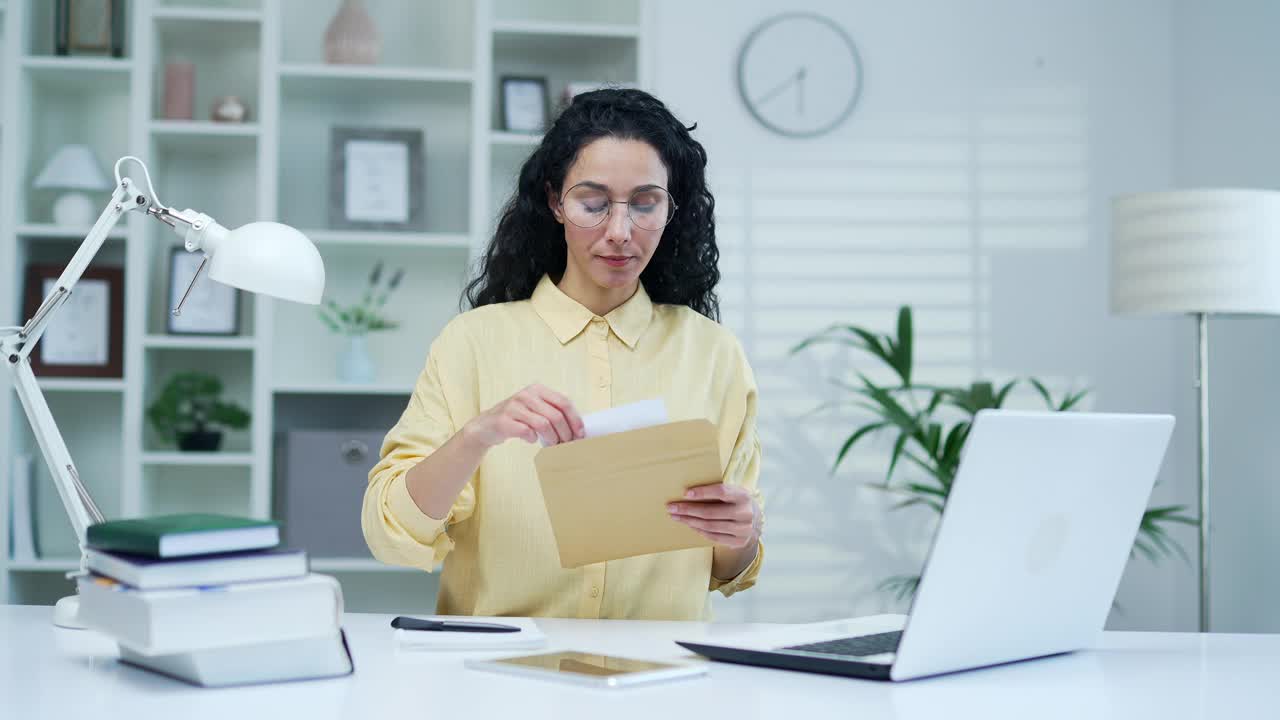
[530,275,653,349]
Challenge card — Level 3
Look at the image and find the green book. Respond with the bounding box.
[86,514,281,559]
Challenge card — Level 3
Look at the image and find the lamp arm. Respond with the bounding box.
[0,178,148,565]
[14,179,147,355]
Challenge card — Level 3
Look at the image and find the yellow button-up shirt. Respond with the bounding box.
[362,275,763,620]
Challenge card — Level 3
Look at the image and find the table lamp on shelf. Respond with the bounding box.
[1110,188,1280,633]
[33,144,111,227]
[1,156,326,628]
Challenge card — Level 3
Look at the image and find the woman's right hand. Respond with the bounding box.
[462,384,586,449]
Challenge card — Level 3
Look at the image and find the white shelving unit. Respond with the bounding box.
[1,0,648,609]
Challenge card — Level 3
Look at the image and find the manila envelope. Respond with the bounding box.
[534,418,722,568]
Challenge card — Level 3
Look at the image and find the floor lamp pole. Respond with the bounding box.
[1195,312,1210,633]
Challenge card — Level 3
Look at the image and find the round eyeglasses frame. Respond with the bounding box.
[557,183,679,231]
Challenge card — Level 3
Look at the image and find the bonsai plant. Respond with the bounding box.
[317,260,404,383]
[793,305,1195,602]
[147,371,250,451]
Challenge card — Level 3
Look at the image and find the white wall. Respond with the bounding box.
[1173,0,1280,633]
[650,0,1200,629]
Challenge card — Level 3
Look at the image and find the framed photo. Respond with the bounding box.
[166,247,241,336]
[55,0,126,57]
[23,264,124,378]
[501,76,550,133]
[328,127,426,231]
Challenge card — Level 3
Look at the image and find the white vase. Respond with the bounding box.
[324,0,381,65]
[338,335,375,383]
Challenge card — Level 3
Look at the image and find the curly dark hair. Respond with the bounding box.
[464,88,720,320]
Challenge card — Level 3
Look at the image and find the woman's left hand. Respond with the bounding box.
[667,484,761,549]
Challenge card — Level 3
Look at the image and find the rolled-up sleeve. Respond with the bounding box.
[710,344,765,597]
[361,322,477,571]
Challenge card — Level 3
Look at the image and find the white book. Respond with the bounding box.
[76,573,343,655]
[395,616,548,652]
[118,629,353,687]
[9,454,35,562]
[85,547,308,590]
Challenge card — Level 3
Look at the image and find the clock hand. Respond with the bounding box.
[797,66,807,116]
[752,67,804,108]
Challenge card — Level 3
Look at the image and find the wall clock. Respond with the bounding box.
[736,12,863,138]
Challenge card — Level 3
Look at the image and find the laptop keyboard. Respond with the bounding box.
[783,630,903,658]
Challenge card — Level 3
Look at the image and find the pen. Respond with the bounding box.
[390,616,522,633]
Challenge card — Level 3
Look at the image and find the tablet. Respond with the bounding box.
[464,651,707,688]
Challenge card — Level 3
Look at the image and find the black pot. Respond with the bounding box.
[177,430,223,452]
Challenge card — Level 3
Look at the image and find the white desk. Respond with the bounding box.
[2,605,1276,719]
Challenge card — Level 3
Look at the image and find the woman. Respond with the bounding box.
[362,89,763,621]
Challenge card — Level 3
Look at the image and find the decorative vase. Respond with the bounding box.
[163,61,195,120]
[338,335,375,383]
[210,95,249,123]
[323,0,381,65]
[177,430,223,452]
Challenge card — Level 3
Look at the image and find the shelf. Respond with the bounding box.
[279,63,472,89]
[492,20,642,39]
[143,335,257,351]
[21,56,132,87]
[6,559,78,572]
[150,120,261,137]
[152,6,262,23]
[310,558,419,573]
[141,452,254,467]
[302,229,470,249]
[150,121,261,152]
[17,223,129,240]
[273,382,413,396]
[491,131,541,146]
[38,378,126,393]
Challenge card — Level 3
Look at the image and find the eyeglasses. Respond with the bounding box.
[558,183,678,231]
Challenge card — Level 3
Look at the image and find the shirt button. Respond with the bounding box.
[597,377,608,388]
[590,587,600,598]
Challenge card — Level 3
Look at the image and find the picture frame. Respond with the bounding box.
[55,0,126,57]
[500,76,550,134]
[328,127,426,231]
[166,247,241,336]
[23,264,124,378]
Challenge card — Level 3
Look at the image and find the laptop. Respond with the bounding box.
[677,410,1174,681]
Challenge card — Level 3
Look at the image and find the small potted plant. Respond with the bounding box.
[317,260,404,383]
[147,371,251,451]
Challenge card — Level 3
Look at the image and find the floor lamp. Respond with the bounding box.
[1,156,326,628]
[1111,189,1280,633]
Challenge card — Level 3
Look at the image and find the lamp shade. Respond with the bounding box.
[1111,189,1280,316]
[206,221,326,305]
[33,145,110,190]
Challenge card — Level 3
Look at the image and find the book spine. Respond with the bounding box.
[9,454,35,562]
[85,526,161,557]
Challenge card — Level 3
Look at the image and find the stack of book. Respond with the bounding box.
[76,513,353,687]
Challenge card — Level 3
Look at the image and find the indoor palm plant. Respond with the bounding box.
[793,306,1195,601]
[147,371,250,452]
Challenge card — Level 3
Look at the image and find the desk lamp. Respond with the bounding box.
[1,156,326,627]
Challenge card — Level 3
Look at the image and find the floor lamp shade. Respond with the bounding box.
[1111,189,1280,315]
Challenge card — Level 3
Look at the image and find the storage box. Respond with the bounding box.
[277,430,386,557]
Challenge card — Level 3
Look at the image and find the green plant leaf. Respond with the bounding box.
[877,574,921,603]
[1029,377,1054,408]
[885,431,910,484]
[831,421,889,474]
[894,306,913,386]
[995,379,1019,408]
[1058,388,1090,412]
